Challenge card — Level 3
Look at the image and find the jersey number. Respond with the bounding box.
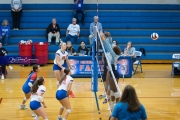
[62,78,67,85]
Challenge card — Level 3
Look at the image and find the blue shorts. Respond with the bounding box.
[30,101,41,110]
[22,85,31,94]
[53,64,66,71]
[56,90,67,100]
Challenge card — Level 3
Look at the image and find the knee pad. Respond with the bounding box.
[66,109,72,113]
[24,97,28,101]
[110,90,114,96]
[114,92,121,98]
[61,106,65,109]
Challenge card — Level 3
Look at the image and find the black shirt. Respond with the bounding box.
[66,47,76,55]
[47,24,60,34]
[0,48,8,56]
[77,47,89,55]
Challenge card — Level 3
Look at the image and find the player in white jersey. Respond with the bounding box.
[56,69,73,120]
[53,42,71,87]
[30,77,48,120]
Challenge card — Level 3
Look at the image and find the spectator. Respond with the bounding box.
[66,41,76,56]
[0,42,8,80]
[110,85,147,120]
[124,41,136,74]
[65,18,80,44]
[77,41,89,56]
[0,20,10,46]
[89,16,103,45]
[74,0,85,25]
[112,40,118,46]
[47,18,60,46]
[11,0,23,30]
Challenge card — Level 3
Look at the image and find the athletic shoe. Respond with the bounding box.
[9,66,13,70]
[98,95,106,99]
[13,28,16,30]
[1,75,4,80]
[19,104,28,109]
[103,98,110,104]
[32,112,36,117]
[56,117,62,120]
[16,28,19,30]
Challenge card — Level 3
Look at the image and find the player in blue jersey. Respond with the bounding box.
[20,64,40,109]
[101,32,122,109]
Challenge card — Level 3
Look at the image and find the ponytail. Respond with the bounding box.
[31,77,44,94]
[29,64,39,75]
[59,68,70,85]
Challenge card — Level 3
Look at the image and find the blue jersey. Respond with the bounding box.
[112,102,147,120]
[74,0,84,10]
[22,72,37,94]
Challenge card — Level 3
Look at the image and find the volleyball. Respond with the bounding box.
[151,33,159,40]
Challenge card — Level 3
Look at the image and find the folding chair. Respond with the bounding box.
[171,54,180,78]
[133,51,143,75]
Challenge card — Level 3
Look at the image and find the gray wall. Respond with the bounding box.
[1,0,180,4]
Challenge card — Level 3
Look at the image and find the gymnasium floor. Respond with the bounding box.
[0,64,180,120]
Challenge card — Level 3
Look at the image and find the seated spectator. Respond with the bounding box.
[89,16,103,45]
[11,0,23,30]
[124,41,136,73]
[65,18,80,44]
[74,0,85,25]
[112,40,118,46]
[66,41,76,56]
[110,85,147,120]
[47,18,60,46]
[0,20,10,46]
[77,41,89,56]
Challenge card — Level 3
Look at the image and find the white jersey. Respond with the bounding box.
[54,49,68,65]
[58,75,73,91]
[31,85,46,102]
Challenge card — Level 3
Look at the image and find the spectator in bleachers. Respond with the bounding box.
[77,41,89,56]
[74,0,85,25]
[65,18,80,44]
[113,40,118,46]
[0,20,10,46]
[124,41,136,73]
[110,85,147,120]
[66,41,76,56]
[0,42,8,80]
[11,0,23,30]
[89,16,103,45]
[47,18,60,46]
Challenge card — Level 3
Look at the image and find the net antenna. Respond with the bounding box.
[95,26,122,98]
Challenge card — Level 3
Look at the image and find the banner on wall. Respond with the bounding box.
[68,56,132,77]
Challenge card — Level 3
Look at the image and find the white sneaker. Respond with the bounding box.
[1,75,4,80]
[16,28,19,30]
[13,28,16,30]
[32,112,37,117]
[34,116,39,120]
[9,66,13,70]
[19,104,28,109]
[57,117,63,120]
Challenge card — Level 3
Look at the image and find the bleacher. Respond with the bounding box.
[0,4,180,61]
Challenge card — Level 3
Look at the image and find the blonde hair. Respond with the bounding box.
[2,19,9,26]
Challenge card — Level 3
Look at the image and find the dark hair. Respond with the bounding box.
[80,41,85,44]
[31,77,44,93]
[113,46,121,55]
[59,69,71,85]
[113,40,118,45]
[29,64,39,75]
[120,85,140,112]
[66,41,73,53]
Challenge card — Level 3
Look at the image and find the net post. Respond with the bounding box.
[91,26,101,120]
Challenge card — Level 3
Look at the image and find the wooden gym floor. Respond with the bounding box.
[0,64,180,120]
